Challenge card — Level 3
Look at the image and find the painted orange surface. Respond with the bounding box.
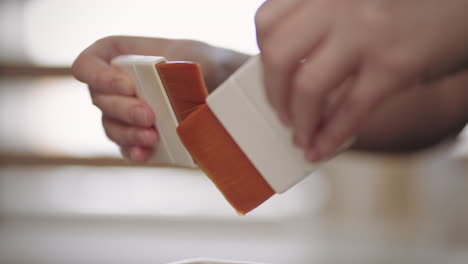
[157,62,275,214]
[156,62,208,122]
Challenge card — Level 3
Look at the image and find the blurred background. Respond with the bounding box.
[0,0,467,263]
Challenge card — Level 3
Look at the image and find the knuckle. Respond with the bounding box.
[254,6,271,36]
[377,54,421,79]
[130,108,141,125]
[95,68,113,89]
[102,122,117,143]
[130,105,152,127]
[95,35,117,46]
[293,75,319,98]
[71,56,83,79]
[361,5,391,30]
[367,44,426,83]
[90,95,100,107]
[95,35,128,57]
[91,94,109,110]
[261,46,289,75]
[261,45,277,66]
[353,1,394,41]
[127,128,141,146]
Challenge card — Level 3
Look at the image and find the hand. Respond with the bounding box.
[72,36,249,163]
[255,0,468,161]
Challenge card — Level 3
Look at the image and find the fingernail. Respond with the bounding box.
[111,76,133,95]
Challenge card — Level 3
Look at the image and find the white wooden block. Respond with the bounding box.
[111,55,197,168]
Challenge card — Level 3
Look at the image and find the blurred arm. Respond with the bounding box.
[353,70,468,152]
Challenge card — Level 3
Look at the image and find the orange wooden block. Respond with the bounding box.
[157,62,274,215]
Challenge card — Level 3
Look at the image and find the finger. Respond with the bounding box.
[73,36,177,94]
[294,76,355,149]
[102,117,159,148]
[290,38,357,148]
[324,76,356,120]
[255,0,305,43]
[120,146,154,164]
[258,1,329,123]
[72,40,135,95]
[307,69,401,162]
[92,93,155,127]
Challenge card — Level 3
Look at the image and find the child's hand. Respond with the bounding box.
[255,0,468,161]
[72,36,249,163]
